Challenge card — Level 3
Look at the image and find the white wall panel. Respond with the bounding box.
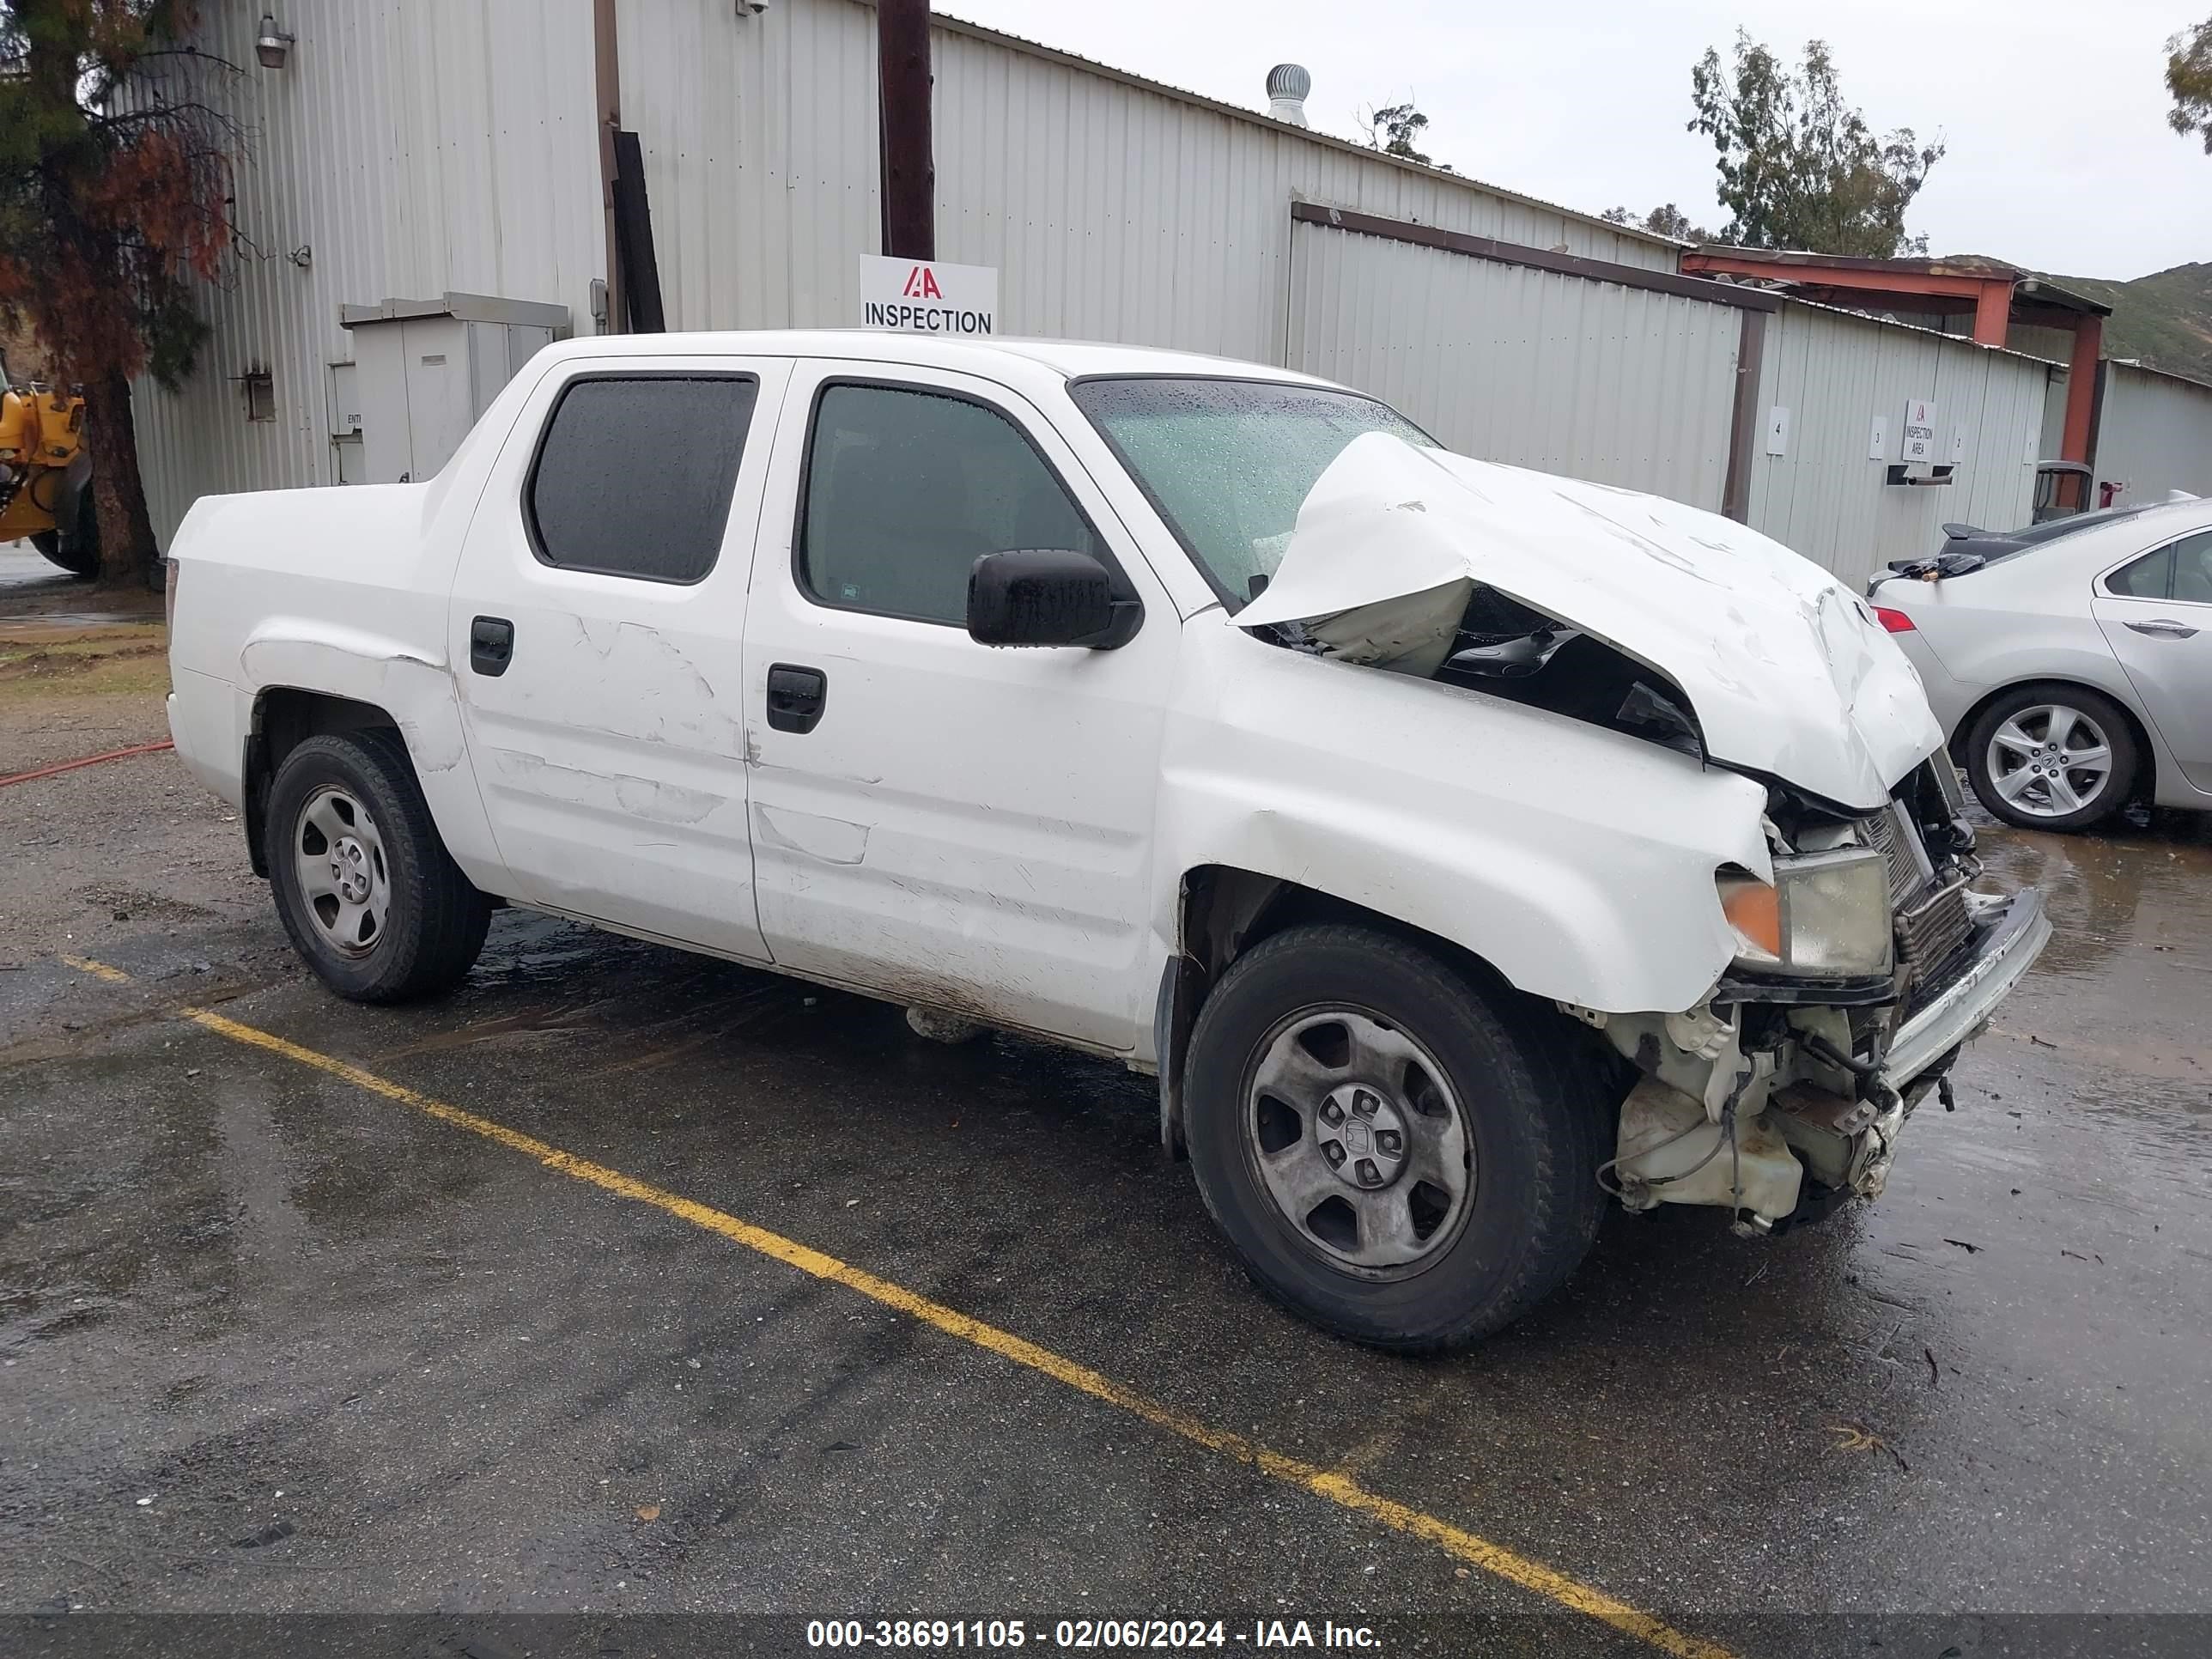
[2094,363,2212,507]
[1747,305,2052,586]
[1285,220,1742,509]
[138,0,1676,544]
[616,0,1678,354]
[130,0,602,544]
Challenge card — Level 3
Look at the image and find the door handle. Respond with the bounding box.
[764,663,828,733]
[470,615,514,676]
[2124,619,2199,639]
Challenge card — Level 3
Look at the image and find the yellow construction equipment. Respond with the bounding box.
[0,360,95,577]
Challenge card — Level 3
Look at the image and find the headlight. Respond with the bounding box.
[1719,848,1893,977]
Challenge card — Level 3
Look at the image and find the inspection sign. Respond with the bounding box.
[860,256,999,335]
[1901,398,1940,465]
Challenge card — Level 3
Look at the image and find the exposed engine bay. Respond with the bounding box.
[1571,752,1996,1234]
[1422,587,1705,760]
[1249,574,1711,760]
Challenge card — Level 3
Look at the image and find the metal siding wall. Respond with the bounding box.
[137,0,1683,542]
[2093,364,2212,505]
[1284,222,1740,508]
[1747,304,2051,586]
[131,0,603,545]
[617,0,1677,349]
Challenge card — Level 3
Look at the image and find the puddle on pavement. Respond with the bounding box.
[1972,807,2211,1092]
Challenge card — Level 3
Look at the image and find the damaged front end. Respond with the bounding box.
[1571,752,2046,1233]
[1230,431,2051,1233]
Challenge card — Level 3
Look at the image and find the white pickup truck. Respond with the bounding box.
[167,331,2049,1350]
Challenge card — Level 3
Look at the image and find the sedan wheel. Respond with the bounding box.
[1966,684,2139,833]
[1984,703,2112,820]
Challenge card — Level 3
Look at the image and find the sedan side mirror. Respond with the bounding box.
[966,548,1139,648]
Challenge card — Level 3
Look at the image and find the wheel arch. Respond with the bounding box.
[242,688,405,876]
[1154,864,1578,1159]
[1949,677,2159,806]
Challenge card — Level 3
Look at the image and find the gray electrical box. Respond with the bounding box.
[338,292,570,483]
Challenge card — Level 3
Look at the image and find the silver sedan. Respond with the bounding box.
[1868,497,2212,832]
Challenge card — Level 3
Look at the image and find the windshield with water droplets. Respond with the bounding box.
[1069,376,1432,608]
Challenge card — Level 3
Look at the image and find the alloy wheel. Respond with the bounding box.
[1984,703,2113,819]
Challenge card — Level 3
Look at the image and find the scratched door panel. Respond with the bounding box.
[447,356,793,960]
[743,362,1177,1049]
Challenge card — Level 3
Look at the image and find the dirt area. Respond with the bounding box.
[1,545,263,974]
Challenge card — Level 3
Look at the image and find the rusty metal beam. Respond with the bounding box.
[877,0,936,260]
[1291,204,1782,312]
[1721,308,1769,524]
[593,0,621,332]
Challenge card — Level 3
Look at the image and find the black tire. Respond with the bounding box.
[1964,683,2138,832]
[29,526,95,580]
[266,730,491,1002]
[1182,923,1607,1352]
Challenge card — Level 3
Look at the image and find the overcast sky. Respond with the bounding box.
[946,0,2206,282]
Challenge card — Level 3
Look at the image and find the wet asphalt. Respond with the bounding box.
[2,805,2209,1659]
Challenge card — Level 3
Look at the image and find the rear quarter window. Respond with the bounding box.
[527,375,758,583]
[2106,545,2173,600]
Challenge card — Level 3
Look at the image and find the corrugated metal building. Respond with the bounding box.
[131,1,603,536]
[134,0,2060,585]
[1285,212,1750,514]
[2090,363,2212,507]
[1749,303,2055,586]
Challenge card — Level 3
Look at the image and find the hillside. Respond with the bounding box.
[2046,262,2212,386]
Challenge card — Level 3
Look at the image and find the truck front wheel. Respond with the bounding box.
[266,730,491,1002]
[1182,924,1606,1352]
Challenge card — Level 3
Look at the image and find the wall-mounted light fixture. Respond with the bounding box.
[256,14,295,70]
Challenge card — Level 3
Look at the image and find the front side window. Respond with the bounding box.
[799,383,1100,625]
[528,375,758,582]
[1070,376,1432,606]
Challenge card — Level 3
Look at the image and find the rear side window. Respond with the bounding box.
[2106,545,2173,599]
[2171,532,2212,605]
[527,375,758,582]
[798,382,1100,625]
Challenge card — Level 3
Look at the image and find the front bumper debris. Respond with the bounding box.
[1603,886,2049,1229]
[1882,889,2048,1085]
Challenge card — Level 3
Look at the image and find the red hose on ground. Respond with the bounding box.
[0,738,173,788]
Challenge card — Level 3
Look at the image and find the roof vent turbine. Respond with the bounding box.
[1267,64,1311,128]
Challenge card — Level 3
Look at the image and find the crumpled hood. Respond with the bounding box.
[1234,434,1942,811]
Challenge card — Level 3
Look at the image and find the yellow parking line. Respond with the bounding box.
[61,954,132,984]
[63,955,1735,1659]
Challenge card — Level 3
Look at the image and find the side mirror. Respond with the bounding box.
[966,548,1139,648]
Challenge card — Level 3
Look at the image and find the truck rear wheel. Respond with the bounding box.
[266,730,491,1002]
[1182,924,1606,1352]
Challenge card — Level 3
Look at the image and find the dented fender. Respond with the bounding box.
[1154,621,1772,1017]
